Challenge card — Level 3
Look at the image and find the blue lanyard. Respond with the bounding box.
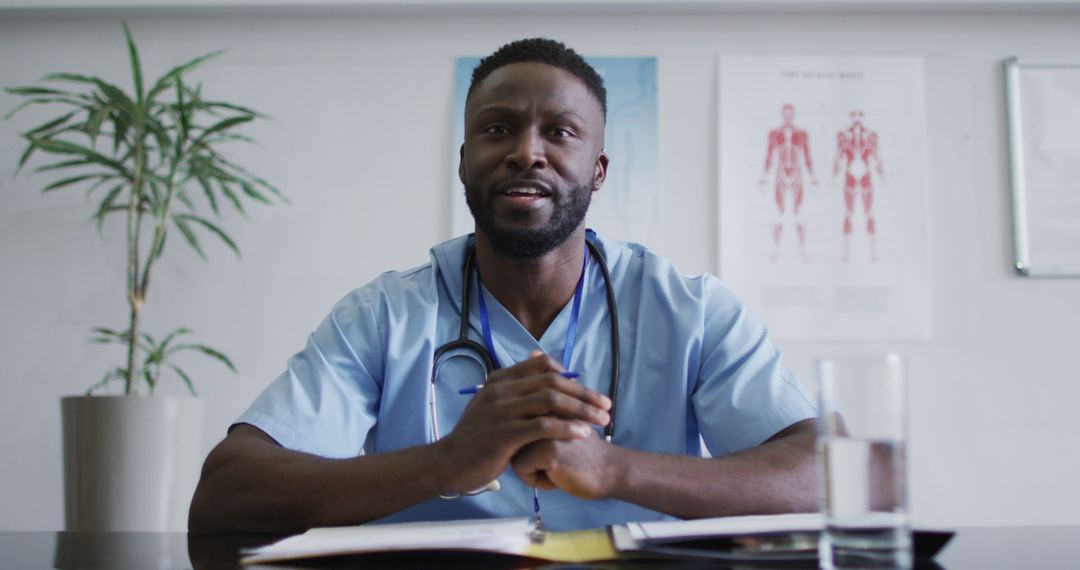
[476,246,589,371]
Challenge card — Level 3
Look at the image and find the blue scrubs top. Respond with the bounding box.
[235,234,817,531]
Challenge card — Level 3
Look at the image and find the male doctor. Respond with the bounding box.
[189,38,819,533]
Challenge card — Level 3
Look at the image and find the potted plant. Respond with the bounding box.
[5,23,280,531]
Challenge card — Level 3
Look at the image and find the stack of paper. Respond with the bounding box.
[242,518,616,565]
[612,513,824,562]
[624,513,824,543]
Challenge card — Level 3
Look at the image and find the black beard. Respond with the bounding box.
[465,182,592,260]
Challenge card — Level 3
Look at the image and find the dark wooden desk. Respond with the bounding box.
[1,526,1077,569]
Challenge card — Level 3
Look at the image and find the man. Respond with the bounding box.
[189,38,819,533]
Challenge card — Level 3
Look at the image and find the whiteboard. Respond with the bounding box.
[1004,58,1080,277]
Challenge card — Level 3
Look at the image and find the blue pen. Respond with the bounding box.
[458,371,581,395]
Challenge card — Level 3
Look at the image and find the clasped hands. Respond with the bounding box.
[435,351,621,500]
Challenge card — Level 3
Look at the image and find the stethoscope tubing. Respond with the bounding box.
[429,235,622,466]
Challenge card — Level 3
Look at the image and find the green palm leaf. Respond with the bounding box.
[4,96,90,121]
[173,214,206,259]
[93,184,125,231]
[121,21,144,106]
[87,367,127,394]
[172,343,237,373]
[111,112,130,154]
[146,50,225,103]
[193,115,253,145]
[5,86,80,98]
[150,224,167,260]
[239,180,270,204]
[25,111,79,136]
[42,73,135,118]
[193,172,220,215]
[174,213,240,258]
[202,100,262,116]
[143,368,156,393]
[32,158,94,173]
[28,137,128,175]
[223,159,287,201]
[42,173,112,193]
[170,364,198,397]
[87,105,112,141]
[176,187,195,211]
[16,144,35,171]
[215,179,246,214]
[138,332,157,352]
[160,327,192,350]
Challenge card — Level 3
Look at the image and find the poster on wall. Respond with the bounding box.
[450,57,660,247]
[718,56,930,340]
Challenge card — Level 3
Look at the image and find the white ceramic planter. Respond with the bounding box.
[60,395,204,531]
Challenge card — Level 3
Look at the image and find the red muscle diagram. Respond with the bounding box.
[833,110,886,262]
[759,104,817,262]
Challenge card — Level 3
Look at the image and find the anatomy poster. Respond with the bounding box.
[450,57,660,246]
[719,56,930,340]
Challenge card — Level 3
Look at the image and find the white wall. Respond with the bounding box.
[1,6,1078,531]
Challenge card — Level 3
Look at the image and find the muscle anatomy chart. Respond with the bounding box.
[719,56,930,340]
[834,110,886,262]
[760,104,818,262]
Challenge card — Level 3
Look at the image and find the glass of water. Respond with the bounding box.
[816,354,911,569]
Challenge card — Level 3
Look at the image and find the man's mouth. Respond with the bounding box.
[501,187,550,198]
[495,181,553,204]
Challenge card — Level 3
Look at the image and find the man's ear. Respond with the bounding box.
[593,150,609,191]
[458,144,466,185]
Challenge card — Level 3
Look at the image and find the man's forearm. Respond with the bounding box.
[189,426,453,532]
[608,419,820,519]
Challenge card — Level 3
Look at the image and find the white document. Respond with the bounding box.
[626,512,823,542]
[242,517,618,565]
[243,518,533,564]
[611,513,824,563]
[719,56,931,340]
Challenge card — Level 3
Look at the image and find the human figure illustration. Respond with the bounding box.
[759,104,817,262]
[833,110,885,262]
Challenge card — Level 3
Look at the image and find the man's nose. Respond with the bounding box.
[506,129,547,170]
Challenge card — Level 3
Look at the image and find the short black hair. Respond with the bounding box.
[467,38,607,120]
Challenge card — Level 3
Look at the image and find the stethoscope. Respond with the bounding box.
[428,231,622,498]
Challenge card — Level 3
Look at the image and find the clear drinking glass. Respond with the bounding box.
[816,354,911,569]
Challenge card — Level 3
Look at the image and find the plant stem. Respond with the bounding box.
[124,129,146,396]
[139,151,181,307]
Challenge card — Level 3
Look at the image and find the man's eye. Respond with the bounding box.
[486,125,509,135]
[550,127,573,138]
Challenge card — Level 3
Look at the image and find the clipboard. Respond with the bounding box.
[610,513,954,565]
